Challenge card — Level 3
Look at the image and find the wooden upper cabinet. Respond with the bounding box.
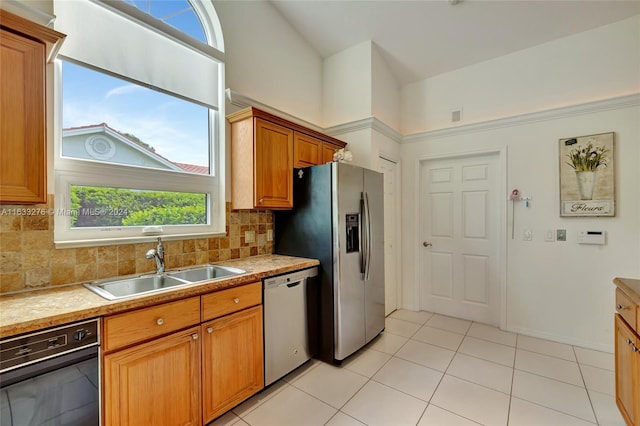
[228,107,346,209]
[229,114,293,210]
[0,10,65,204]
[322,142,341,163]
[254,119,294,209]
[294,133,322,168]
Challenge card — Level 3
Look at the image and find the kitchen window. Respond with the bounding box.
[53,0,225,247]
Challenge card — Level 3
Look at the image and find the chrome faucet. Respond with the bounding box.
[145,237,165,274]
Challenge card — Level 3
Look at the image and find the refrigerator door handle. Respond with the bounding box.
[364,191,372,281]
[359,195,366,276]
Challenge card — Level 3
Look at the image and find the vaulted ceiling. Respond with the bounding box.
[270,1,640,85]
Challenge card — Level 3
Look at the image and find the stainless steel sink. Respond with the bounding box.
[84,265,247,300]
[84,275,188,300]
[166,265,246,283]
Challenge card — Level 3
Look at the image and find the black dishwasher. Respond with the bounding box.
[0,319,100,425]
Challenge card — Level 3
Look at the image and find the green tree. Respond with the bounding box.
[70,186,207,227]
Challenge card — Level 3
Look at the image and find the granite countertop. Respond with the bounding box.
[614,277,640,305]
[0,254,319,338]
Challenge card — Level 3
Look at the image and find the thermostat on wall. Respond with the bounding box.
[578,231,606,245]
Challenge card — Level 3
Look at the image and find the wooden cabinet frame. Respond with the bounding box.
[227,107,346,209]
[614,281,640,426]
[0,10,65,203]
[101,283,264,425]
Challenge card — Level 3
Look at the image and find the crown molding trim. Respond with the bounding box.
[402,93,640,143]
[325,117,403,143]
[226,90,639,146]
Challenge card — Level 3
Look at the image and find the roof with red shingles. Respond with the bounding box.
[63,123,209,175]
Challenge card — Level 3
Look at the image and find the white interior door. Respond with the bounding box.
[419,153,500,325]
[379,157,400,316]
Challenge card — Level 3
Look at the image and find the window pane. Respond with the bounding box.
[62,61,210,175]
[70,185,207,228]
[125,0,206,42]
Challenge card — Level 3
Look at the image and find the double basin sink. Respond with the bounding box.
[84,265,247,300]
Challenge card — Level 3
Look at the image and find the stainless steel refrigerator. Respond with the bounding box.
[274,162,385,363]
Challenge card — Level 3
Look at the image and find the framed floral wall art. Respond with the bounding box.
[559,132,615,217]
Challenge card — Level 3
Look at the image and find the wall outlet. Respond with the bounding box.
[557,229,566,242]
[244,230,255,243]
[267,229,273,242]
[545,229,556,242]
[524,229,533,241]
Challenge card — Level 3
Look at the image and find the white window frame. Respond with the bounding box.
[53,0,226,248]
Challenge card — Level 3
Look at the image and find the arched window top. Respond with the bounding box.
[123,0,224,51]
[126,0,207,43]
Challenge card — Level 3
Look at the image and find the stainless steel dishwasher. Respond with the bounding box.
[263,267,318,386]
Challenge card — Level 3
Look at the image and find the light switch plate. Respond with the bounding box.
[557,229,566,241]
[545,229,556,242]
[245,230,255,243]
[524,229,533,241]
[267,229,273,242]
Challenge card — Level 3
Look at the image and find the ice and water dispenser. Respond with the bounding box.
[346,214,360,253]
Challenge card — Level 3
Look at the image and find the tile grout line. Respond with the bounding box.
[230,311,616,426]
[573,344,600,425]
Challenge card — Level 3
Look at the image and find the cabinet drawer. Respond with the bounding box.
[103,296,200,352]
[616,288,637,330]
[202,282,261,321]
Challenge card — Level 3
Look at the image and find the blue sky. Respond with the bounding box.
[62,1,210,168]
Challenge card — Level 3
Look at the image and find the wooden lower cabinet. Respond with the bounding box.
[102,285,264,424]
[103,326,202,426]
[615,314,640,425]
[202,305,264,423]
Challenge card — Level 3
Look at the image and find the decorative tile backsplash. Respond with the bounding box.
[0,196,273,294]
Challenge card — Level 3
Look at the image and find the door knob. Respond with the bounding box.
[423,242,432,247]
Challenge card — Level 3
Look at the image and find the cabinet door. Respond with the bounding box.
[294,133,321,168]
[615,314,638,426]
[103,327,201,426]
[202,305,264,423]
[322,143,340,164]
[0,29,46,203]
[255,118,293,209]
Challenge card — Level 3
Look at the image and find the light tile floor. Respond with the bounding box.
[209,310,625,426]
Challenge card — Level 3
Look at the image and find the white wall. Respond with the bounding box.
[213,0,323,125]
[372,44,401,132]
[399,15,640,351]
[323,41,373,127]
[401,15,640,134]
[401,99,640,351]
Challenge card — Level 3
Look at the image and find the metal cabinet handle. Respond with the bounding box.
[192,333,198,340]
[259,198,264,204]
[207,327,213,334]
[633,345,639,352]
[617,304,625,310]
[423,242,432,247]
[234,297,240,304]
[627,339,633,345]
[156,318,164,326]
